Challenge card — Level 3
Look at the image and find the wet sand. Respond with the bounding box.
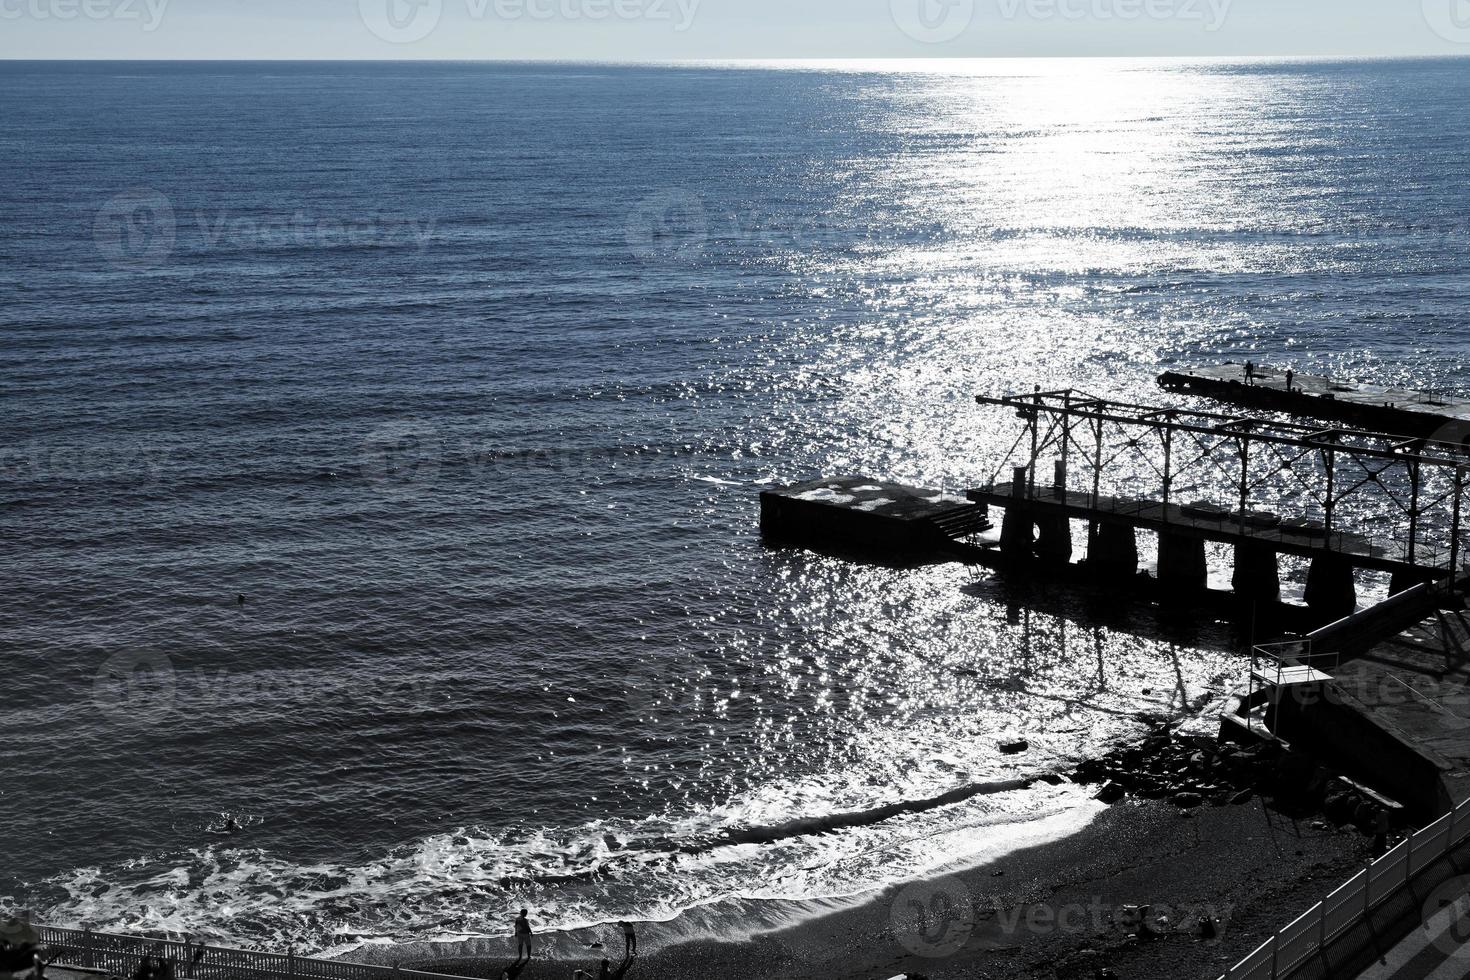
[407,798,1372,980]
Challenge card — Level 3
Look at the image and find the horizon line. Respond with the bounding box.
[4,52,1469,62]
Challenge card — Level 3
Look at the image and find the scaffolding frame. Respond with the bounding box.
[976,390,1470,575]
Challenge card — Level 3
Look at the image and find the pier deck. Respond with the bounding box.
[968,481,1452,576]
[761,476,991,563]
[1160,364,1470,438]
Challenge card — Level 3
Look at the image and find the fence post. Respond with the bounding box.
[1320,900,1329,962]
[83,928,95,969]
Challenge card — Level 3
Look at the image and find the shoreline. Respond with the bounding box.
[366,717,1387,980]
[382,799,1372,980]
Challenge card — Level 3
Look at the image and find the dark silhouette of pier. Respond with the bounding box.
[971,390,1470,621]
[1160,364,1470,439]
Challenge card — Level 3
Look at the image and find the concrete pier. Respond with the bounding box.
[1160,364,1470,438]
[1243,574,1470,817]
[761,477,990,564]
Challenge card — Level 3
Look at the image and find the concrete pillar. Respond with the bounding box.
[1232,543,1281,602]
[1000,510,1034,562]
[1305,556,1356,621]
[1158,531,1208,594]
[1389,568,1437,596]
[1000,467,1033,563]
[1090,521,1138,579]
[1034,514,1073,565]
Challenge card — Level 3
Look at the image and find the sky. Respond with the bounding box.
[1,0,1469,60]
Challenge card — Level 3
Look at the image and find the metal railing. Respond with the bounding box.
[1250,640,1341,687]
[34,927,468,980]
[1217,796,1470,979]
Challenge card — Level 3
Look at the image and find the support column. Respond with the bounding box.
[1000,466,1033,564]
[1090,521,1138,579]
[1000,510,1034,562]
[1389,568,1437,596]
[1158,531,1208,595]
[1305,556,1356,621]
[1232,543,1280,602]
[1034,514,1073,565]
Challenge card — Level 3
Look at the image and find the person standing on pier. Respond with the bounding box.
[1245,361,1256,383]
[514,909,534,962]
[1285,369,1295,392]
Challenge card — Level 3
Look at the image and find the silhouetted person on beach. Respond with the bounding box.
[514,909,533,961]
[619,920,636,957]
[1245,361,1255,383]
[1286,369,1295,392]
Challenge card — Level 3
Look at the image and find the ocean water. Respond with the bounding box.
[4,57,1470,954]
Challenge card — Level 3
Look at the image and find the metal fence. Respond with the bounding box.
[35,927,468,980]
[1218,797,1470,979]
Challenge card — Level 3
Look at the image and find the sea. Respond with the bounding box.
[4,57,1470,956]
